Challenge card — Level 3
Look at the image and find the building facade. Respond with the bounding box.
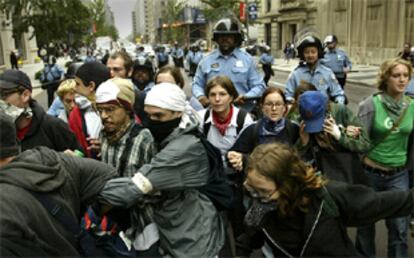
[257,0,414,64]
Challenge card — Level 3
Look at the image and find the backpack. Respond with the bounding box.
[195,133,234,211]
[203,108,248,136]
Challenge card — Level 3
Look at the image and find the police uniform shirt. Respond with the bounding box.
[172,47,184,58]
[321,49,352,78]
[285,61,345,104]
[259,53,274,65]
[192,48,266,99]
[187,51,203,65]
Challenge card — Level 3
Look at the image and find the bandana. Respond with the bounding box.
[145,82,186,111]
[212,106,233,136]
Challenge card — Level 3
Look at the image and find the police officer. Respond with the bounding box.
[186,44,203,77]
[156,46,169,68]
[322,35,352,89]
[259,45,274,85]
[172,42,184,68]
[285,35,345,105]
[192,17,266,111]
[136,45,147,59]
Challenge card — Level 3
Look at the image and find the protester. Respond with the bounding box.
[68,62,111,158]
[197,75,254,255]
[94,77,158,255]
[285,35,345,105]
[98,82,225,257]
[106,51,133,79]
[356,58,414,258]
[0,69,79,152]
[236,142,414,257]
[54,79,76,123]
[297,91,370,184]
[0,112,117,257]
[192,17,266,112]
[228,87,299,171]
[286,80,317,123]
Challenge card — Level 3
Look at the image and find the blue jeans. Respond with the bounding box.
[355,169,409,258]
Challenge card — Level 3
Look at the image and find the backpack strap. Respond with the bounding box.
[203,109,212,137]
[118,123,143,176]
[28,190,80,246]
[236,108,248,135]
[252,121,261,148]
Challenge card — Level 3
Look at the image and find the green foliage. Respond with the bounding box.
[162,0,186,43]
[0,0,91,47]
[200,0,240,22]
[89,0,119,41]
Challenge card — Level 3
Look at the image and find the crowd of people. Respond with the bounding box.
[0,16,414,258]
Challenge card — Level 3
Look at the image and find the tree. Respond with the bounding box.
[0,0,91,47]
[88,0,119,41]
[200,0,240,22]
[161,0,186,43]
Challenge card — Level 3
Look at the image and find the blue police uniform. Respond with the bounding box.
[285,61,345,104]
[192,48,266,111]
[259,53,274,65]
[187,51,203,66]
[172,47,184,59]
[157,52,168,62]
[322,48,352,79]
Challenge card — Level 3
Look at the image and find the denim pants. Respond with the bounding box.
[355,169,409,258]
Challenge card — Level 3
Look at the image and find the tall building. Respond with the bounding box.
[133,0,146,42]
[257,0,414,65]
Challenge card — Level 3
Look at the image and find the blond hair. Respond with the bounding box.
[377,58,412,92]
[56,79,76,99]
[247,143,326,217]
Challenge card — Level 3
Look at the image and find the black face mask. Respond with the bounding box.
[147,117,181,143]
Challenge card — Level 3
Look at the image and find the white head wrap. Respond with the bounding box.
[145,82,186,112]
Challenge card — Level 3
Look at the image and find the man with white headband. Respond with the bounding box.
[98,82,225,257]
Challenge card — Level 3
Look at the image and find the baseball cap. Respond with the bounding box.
[95,78,135,111]
[0,112,19,159]
[0,70,32,91]
[299,91,328,133]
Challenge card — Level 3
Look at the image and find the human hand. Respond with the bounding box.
[198,96,210,107]
[87,137,102,157]
[227,151,243,172]
[345,125,361,138]
[299,121,310,145]
[323,117,341,140]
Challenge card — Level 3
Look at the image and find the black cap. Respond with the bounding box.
[0,112,19,159]
[0,70,32,91]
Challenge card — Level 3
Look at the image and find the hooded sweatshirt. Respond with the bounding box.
[0,146,116,257]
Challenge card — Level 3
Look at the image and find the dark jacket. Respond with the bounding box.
[22,101,80,152]
[0,146,117,257]
[237,180,414,257]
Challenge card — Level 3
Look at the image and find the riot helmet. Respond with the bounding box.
[324,35,338,45]
[296,35,324,60]
[212,18,244,46]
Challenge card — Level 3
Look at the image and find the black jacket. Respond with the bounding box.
[21,101,80,152]
[237,181,414,257]
[0,147,117,257]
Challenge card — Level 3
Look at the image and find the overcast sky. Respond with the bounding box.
[107,0,136,39]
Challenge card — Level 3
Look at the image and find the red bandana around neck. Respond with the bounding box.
[212,105,233,136]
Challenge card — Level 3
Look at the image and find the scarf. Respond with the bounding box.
[261,117,286,136]
[103,119,132,145]
[380,93,408,121]
[212,106,233,136]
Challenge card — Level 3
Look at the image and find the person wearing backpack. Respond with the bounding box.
[40,56,65,107]
[237,142,414,257]
[98,82,226,258]
[356,58,414,258]
[198,75,253,255]
[228,87,299,172]
[0,112,117,257]
[89,78,157,256]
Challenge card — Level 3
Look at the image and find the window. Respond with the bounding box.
[265,23,271,47]
[267,0,272,12]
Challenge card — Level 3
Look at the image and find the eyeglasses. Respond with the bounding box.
[96,105,121,115]
[246,187,277,203]
[263,102,285,108]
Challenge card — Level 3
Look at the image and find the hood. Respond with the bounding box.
[0,146,66,192]
[26,101,45,137]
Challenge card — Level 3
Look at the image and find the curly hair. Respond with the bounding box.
[247,143,326,217]
[377,58,412,92]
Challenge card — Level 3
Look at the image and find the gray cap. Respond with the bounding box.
[0,69,32,91]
